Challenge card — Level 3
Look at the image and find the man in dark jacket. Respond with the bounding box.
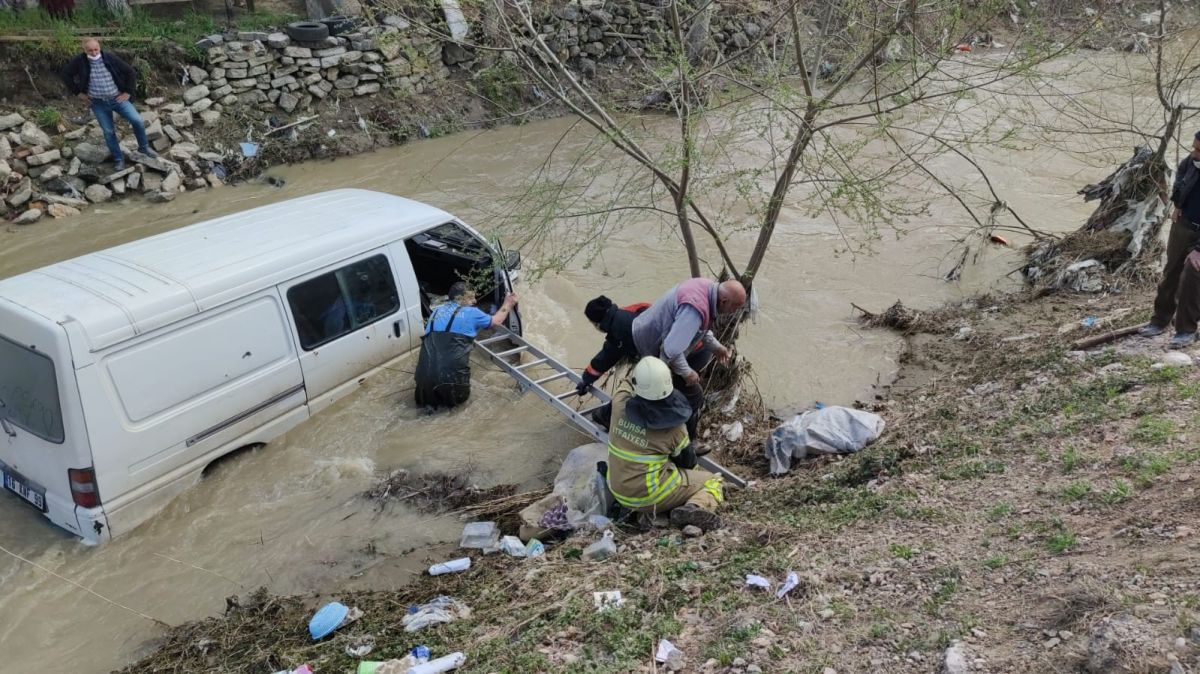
[1139,130,1200,349]
[60,39,156,172]
[575,295,650,396]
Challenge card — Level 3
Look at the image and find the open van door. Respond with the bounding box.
[492,241,522,337]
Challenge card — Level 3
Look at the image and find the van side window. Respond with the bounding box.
[287,255,400,350]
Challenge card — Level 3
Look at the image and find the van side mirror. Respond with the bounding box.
[504,249,521,271]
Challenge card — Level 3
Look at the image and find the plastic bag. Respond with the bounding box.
[402,596,472,633]
[520,443,613,539]
[766,406,885,474]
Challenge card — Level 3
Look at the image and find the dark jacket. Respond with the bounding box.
[60,51,137,99]
[1171,156,1199,210]
[581,303,649,386]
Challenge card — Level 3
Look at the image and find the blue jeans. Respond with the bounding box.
[90,98,149,163]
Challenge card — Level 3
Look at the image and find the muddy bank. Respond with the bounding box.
[116,277,1200,673]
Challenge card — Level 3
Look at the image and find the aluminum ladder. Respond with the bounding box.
[475,327,748,489]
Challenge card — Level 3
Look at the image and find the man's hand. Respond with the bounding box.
[1187,249,1200,272]
[115,93,130,103]
[684,370,701,387]
[77,93,89,102]
[503,293,518,307]
[714,345,732,364]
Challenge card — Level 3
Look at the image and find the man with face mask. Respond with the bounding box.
[1139,131,1200,349]
[60,38,157,172]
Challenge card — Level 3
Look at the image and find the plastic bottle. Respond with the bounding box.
[428,557,471,575]
[583,530,616,561]
[406,652,466,674]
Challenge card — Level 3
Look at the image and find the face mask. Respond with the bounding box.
[86,53,101,61]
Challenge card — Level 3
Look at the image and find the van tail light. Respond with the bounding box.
[68,468,100,508]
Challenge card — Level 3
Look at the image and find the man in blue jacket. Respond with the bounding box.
[414,282,518,409]
[1140,130,1200,349]
[60,38,157,172]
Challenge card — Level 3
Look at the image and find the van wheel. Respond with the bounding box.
[285,21,330,42]
[203,443,266,477]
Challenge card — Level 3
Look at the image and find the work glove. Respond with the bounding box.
[576,370,599,396]
[671,443,698,470]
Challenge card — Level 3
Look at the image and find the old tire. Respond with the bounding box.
[320,15,356,36]
[285,21,329,42]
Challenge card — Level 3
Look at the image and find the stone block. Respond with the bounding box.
[277,91,300,112]
[315,45,346,57]
[238,31,269,42]
[187,65,208,83]
[199,110,222,126]
[39,165,63,181]
[247,64,268,77]
[72,142,110,164]
[84,183,113,203]
[211,84,233,98]
[189,98,214,114]
[67,156,80,175]
[161,102,185,113]
[226,67,249,79]
[0,113,26,131]
[126,171,141,191]
[111,178,126,195]
[209,67,226,80]
[170,110,194,128]
[308,84,328,99]
[271,75,298,88]
[152,137,171,152]
[342,50,363,64]
[13,208,42,225]
[247,55,275,67]
[267,32,290,49]
[145,190,176,203]
[19,122,52,148]
[100,166,136,184]
[231,78,257,88]
[238,90,268,105]
[26,149,61,166]
[221,95,239,106]
[47,203,80,218]
[354,82,381,96]
[7,176,32,206]
[182,85,210,104]
[63,126,88,141]
[163,125,183,143]
[284,46,312,58]
[320,55,343,68]
[333,75,359,90]
[141,171,163,191]
[161,170,182,192]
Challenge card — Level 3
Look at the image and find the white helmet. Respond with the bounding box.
[631,357,674,401]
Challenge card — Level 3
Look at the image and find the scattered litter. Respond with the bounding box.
[655,639,684,665]
[953,326,975,341]
[587,514,612,531]
[460,522,499,550]
[721,421,744,442]
[720,386,742,413]
[327,129,337,138]
[1081,316,1098,328]
[272,666,312,674]
[403,596,472,632]
[536,499,571,531]
[776,572,800,599]
[499,535,527,557]
[745,574,771,590]
[408,652,465,674]
[955,43,972,52]
[989,234,1010,246]
[583,530,617,561]
[358,659,416,674]
[309,602,351,640]
[593,590,624,611]
[814,401,825,410]
[766,406,886,474]
[238,141,259,157]
[412,646,431,661]
[345,635,376,657]
[525,538,545,557]
[428,557,471,576]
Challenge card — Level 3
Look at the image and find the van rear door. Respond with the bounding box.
[0,310,96,540]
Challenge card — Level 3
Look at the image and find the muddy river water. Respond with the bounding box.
[0,56,1129,671]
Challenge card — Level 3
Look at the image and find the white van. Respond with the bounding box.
[0,189,520,544]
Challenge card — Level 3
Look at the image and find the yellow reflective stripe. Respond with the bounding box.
[675,435,690,451]
[703,475,724,503]
[608,444,664,465]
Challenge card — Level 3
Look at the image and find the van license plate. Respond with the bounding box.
[3,471,46,512]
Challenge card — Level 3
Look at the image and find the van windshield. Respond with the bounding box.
[0,335,64,443]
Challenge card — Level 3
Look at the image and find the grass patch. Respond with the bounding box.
[982,554,1009,570]
[1119,453,1171,486]
[939,459,1006,481]
[988,502,1013,519]
[890,544,917,560]
[1061,446,1083,473]
[1061,481,1093,502]
[923,567,961,616]
[1130,416,1176,445]
[1101,479,1133,505]
[35,106,62,129]
[1046,530,1078,554]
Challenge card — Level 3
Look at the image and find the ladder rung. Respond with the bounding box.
[476,334,511,346]
[515,358,548,371]
[555,389,579,400]
[494,345,528,358]
[534,372,571,386]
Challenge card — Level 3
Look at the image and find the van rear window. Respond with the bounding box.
[0,336,64,443]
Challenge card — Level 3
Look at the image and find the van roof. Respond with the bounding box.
[0,189,454,351]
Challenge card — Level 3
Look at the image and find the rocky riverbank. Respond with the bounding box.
[113,278,1200,673]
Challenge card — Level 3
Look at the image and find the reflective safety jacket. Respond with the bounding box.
[605,387,690,508]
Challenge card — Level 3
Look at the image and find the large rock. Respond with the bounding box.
[182,85,210,105]
[39,165,63,181]
[26,149,61,166]
[187,65,208,84]
[85,183,113,203]
[354,82,381,96]
[13,208,42,225]
[199,110,222,126]
[19,122,52,148]
[0,136,10,160]
[170,110,194,129]
[189,98,214,114]
[161,170,182,192]
[277,92,300,113]
[267,32,290,49]
[7,176,32,207]
[100,166,136,184]
[0,113,24,131]
[46,203,81,219]
[0,158,9,181]
[73,142,111,164]
[144,190,176,203]
[132,152,175,174]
